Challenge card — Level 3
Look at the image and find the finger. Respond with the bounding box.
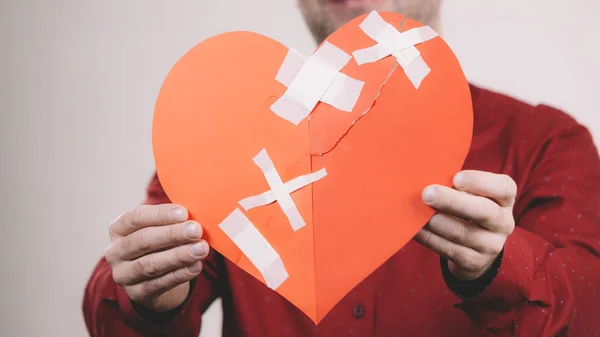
[109,221,202,262]
[422,185,511,233]
[127,261,203,303]
[453,171,517,207]
[426,213,505,255]
[110,204,188,237]
[113,241,209,285]
[414,228,482,272]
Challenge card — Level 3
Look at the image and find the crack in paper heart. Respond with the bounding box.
[310,63,399,157]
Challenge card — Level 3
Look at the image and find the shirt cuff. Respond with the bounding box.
[441,248,504,300]
[116,279,196,332]
[450,228,537,326]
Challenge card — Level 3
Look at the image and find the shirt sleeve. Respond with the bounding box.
[441,249,504,300]
[82,174,224,337]
[448,107,600,337]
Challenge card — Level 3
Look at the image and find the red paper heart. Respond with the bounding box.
[152,12,473,323]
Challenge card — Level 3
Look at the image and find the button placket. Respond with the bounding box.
[352,303,366,319]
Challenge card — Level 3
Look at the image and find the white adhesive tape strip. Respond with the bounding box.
[271,42,364,125]
[219,208,289,290]
[238,149,327,231]
[395,46,421,68]
[403,55,430,89]
[275,48,307,87]
[354,14,438,64]
[353,11,438,88]
[283,168,328,193]
[238,168,327,213]
[238,190,276,211]
[359,9,389,40]
[321,72,365,113]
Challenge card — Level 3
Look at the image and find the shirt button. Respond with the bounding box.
[352,303,365,319]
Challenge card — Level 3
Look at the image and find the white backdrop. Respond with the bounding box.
[0,1,598,336]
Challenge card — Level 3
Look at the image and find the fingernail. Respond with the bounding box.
[422,186,437,203]
[190,242,208,257]
[184,222,200,239]
[170,207,187,222]
[454,172,468,189]
[188,261,203,273]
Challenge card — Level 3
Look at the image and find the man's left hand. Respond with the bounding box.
[414,170,517,280]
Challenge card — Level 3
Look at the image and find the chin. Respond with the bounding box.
[300,0,440,43]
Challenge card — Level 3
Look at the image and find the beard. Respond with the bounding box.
[298,0,441,43]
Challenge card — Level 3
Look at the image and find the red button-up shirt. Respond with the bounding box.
[82,85,600,337]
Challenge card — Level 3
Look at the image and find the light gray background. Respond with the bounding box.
[1,1,598,336]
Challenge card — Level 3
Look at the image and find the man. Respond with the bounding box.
[83,0,600,336]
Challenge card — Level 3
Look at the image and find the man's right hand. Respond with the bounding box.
[105,204,209,312]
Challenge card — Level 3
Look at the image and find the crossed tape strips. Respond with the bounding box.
[271,41,365,125]
[219,148,327,289]
[239,148,327,231]
[353,11,439,89]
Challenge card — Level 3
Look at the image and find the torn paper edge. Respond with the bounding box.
[219,208,289,290]
[311,63,399,157]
